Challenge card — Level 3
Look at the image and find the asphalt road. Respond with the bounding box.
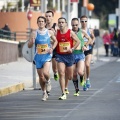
[0,58,120,120]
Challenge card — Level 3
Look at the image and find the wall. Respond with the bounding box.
[0,39,19,64]
[0,11,61,41]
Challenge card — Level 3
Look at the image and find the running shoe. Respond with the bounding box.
[80,77,84,86]
[86,80,91,88]
[74,91,80,96]
[47,91,50,96]
[54,73,59,81]
[42,93,48,101]
[83,83,88,91]
[59,93,67,100]
[46,81,51,92]
[65,88,69,94]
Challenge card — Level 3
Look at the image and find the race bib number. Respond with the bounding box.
[73,40,80,50]
[37,44,48,54]
[59,42,70,52]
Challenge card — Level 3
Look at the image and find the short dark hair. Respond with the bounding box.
[58,17,67,22]
[71,18,79,22]
[80,15,88,20]
[45,10,54,16]
[37,16,46,23]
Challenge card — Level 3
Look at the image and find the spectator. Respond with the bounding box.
[102,31,111,56]
[110,28,118,56]
[2,24,11,39]
[118,30,120,57]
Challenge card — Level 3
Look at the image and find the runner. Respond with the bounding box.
[28,16,57,101]
[45,10,59,95]
[56,17,80,100]
[80,15,95,91]
[65,18,92,96]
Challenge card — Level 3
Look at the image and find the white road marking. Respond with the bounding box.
[99,58,110,62]
[116,77,120,83]
[116,58,120,62]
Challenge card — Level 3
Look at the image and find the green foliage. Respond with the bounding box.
[18,0,22,8]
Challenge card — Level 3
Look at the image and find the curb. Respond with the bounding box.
[0,83,25,97]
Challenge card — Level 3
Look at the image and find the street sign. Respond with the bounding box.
[70,0,79,3]
[27,10,32,21]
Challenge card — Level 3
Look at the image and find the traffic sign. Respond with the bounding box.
[27,10,32,21]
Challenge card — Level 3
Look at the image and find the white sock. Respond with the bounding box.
[54,72,58,75]
[47,79,51,83]
[87,78,89,80]
[43,90,46,94]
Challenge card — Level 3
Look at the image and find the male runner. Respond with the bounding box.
[80,15,95,91]
[56,17,80,100]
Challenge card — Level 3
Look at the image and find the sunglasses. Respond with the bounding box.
[81,20,87,23]
[72,24,78,27]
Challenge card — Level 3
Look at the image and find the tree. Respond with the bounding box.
[89,0,118,29]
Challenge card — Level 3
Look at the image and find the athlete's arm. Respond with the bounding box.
[49,30,58,51]
[71,30,80,50]
[90,29,95,45]
[28,31,36,48]
[82,30,92,47]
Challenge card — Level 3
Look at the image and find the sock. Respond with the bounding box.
[80,76,84,81]
[54,72,58,75]
[73,79,79,90]
[87,78,89,81]
[47,79,51,83]
[43,90,46,94]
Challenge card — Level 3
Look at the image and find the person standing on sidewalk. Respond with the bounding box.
[28,16,58,101]
[80,15,95,91]
[45,10,59,82]
[102,31,111,56]
[56,17,80,100]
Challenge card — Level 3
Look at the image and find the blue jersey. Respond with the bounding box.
[34,29,52,69]
[84,29,92,50]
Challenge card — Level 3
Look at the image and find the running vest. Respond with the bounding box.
[45,23,57,53]
[73,29,84,54]
[83,28,92,50]
[45,23,56,31]
[56,29,73,54]
[35,29,51,54]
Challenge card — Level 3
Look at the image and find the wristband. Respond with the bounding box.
[72,48,74,51]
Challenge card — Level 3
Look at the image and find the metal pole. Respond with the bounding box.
[119,0,120,29]
[21,0,24,12]
[53,0,55,8]
[96,36,99,61]
[62,0,65,12]
[41,0,44,15]
[57,0,60,12]
[32,44,36,89]
[28,20,37,89]
[67,0,70,28]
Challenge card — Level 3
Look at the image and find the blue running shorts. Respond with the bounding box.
[56,53,74,67]
[74,53,85,64]
[34,53,52,69]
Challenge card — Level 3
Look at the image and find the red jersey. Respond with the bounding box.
[56,29,73,54]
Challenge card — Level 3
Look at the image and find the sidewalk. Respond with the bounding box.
[0,46,118,97]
